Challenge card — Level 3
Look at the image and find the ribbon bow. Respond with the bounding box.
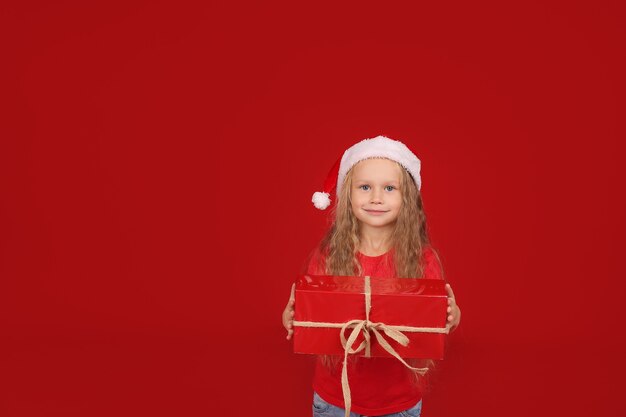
[338,276,430,417]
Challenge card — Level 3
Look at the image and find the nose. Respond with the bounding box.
[370,188,383,204]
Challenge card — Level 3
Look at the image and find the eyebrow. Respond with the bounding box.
[353,179,400,185]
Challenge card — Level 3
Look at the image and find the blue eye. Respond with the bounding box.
[359,185,396,191]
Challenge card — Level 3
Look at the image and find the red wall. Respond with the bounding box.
[2,1,624,416]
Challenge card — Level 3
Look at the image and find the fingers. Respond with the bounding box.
[285,283,296,340]
[445,283,455,300]
[283,305,295,324]
[446,305,461,327]
[286,283,296,309]
[444,284,460,330]
[285,309,295,340]
[446,284,457,312]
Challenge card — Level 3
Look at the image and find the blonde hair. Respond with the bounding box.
[312,158,442,382]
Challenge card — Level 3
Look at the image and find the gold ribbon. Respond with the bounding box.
[294,275,449,417]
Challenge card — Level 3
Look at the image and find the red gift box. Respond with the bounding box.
[293,274,448,359]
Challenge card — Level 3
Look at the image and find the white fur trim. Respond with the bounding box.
[336,136,422,197]
[312,192,331,210]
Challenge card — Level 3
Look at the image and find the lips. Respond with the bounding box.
[364,209,389,214]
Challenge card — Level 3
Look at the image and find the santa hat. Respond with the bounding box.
[311,135,422,210]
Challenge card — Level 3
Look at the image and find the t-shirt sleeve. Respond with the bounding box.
[422,247,444,280]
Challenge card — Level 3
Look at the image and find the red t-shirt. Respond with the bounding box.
[305,246,444,416]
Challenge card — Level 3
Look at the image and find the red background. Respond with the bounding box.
[1,1,625,416]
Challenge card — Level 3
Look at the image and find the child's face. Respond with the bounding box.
[350,158,403,230]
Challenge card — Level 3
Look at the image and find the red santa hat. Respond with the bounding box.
[311,135,422,210]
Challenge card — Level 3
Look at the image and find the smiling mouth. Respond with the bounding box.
[364,209,389,213]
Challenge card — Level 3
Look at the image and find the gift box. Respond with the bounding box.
[293,274,448,359]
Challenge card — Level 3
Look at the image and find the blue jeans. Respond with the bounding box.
[312,391,422,417]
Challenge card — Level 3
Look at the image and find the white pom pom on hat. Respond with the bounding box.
[311,135,422,210]
[312,191,332,210]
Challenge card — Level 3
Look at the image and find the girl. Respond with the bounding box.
[282,136,461,417]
